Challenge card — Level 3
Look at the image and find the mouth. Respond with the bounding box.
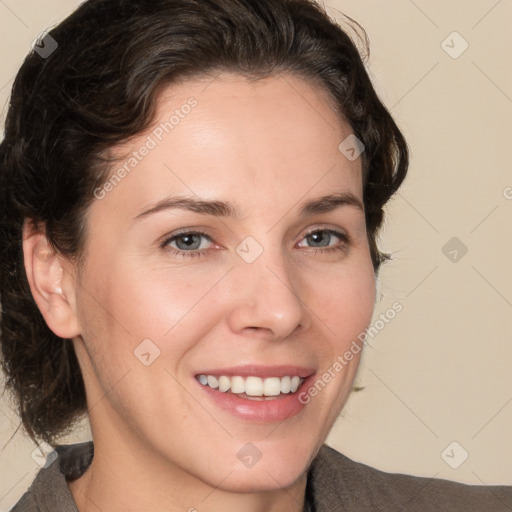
[194,365,316,422]
[196,374,305,400]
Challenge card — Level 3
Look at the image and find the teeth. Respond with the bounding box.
[197,374,305,397]
[231,376,245,394]
[280,375,291,393]
[218,375,231,392]
[263,377,281,397]
[245,376,263,396]
[207,375,219,389]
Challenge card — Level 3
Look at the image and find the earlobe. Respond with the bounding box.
[22,220,81,339]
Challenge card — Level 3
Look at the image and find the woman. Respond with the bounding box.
[0,0,510,510]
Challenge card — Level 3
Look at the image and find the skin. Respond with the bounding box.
[23,72,376,512]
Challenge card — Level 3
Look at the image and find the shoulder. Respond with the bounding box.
[307,444,512,512]
[9,441,93,512]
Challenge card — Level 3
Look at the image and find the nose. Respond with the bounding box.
[225,248,310,340]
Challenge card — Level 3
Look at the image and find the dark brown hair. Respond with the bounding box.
[0,0,408,444]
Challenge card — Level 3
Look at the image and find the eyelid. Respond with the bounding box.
[296,227,349,248]
[298,223,349,241]
[160,224,348,245]
[160,228,214,248]
[160,226,213,244]
[301,224,348,238]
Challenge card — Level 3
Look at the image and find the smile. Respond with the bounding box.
[196,374,304,398]
[194,365,316,422]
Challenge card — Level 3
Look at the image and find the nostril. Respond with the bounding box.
[243,326,274,337]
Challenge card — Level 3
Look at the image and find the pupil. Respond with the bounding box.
[309,231,329,247]
[178,234,200,250]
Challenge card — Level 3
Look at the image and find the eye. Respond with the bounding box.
[162,231,213,258]
[297,229,348,253]
[160,227,349,259]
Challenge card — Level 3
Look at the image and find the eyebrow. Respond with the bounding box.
[133,191,364,221]
[300,192,363,215]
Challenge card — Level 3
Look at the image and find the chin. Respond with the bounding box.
[217,464,307,494]
[210,445,312,494]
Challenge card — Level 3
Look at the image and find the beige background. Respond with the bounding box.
[1,0,511,509]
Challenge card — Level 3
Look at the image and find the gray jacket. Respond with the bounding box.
[10,441,512,511]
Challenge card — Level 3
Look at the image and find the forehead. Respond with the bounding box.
[93,72,363,221]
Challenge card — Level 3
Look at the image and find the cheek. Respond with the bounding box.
[120,265,229,342]
[76,258,228,366]
[73,260,208,425]
[312,261,376,345]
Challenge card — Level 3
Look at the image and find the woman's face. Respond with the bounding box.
[71,72,376,492]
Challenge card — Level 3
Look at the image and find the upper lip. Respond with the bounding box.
[195,365,316,379]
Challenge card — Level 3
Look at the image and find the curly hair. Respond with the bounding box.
[0,0,408,444]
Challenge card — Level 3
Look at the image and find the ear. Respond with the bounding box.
[22,220,81,339]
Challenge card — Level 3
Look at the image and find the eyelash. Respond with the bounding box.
[161,229,213,259]
[161,228,349,259]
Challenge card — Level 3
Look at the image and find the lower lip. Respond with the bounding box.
[196,375,316,423]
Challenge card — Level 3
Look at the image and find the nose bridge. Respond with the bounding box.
[227,238,307,338]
